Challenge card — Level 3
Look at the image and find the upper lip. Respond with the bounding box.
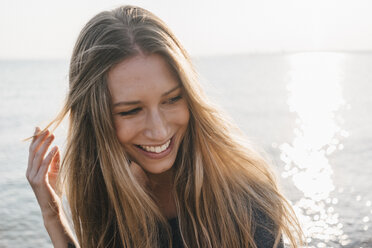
[136,137,172,147]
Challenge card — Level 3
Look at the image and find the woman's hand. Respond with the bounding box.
[26,127,79,247]
[26,127,62,221]
[25,127,151,247]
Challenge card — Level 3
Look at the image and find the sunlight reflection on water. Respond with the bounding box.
[279,53,350,247]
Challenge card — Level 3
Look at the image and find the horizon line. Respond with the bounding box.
[1,49,372,61]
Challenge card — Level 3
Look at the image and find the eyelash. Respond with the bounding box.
[166,95,182,104]
[118,108,141,116]
[117,95,182,117]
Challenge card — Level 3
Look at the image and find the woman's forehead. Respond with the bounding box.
[107,54,180,103]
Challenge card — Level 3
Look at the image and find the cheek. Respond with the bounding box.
[114,119,138,145]
[174,104,190,127]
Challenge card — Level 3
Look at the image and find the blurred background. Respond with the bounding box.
[0,0,371,247]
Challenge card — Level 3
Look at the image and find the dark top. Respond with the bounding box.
[68,212,283,248]
[166,213,284,248]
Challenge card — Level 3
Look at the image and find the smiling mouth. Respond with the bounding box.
[136,138,172,154]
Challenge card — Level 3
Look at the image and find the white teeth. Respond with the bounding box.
[140,140,171,153]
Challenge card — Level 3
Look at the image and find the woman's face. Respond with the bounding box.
[107,54,190,175]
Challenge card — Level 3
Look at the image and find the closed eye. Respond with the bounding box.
[117,108,141,116]
[166,95,182,104]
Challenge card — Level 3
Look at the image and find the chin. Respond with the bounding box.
[143,161,174,175]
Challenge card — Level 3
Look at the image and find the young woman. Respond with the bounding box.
[26,5,302,248]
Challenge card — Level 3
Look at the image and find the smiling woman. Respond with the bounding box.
[25,5,303,248]
[108,54,190,176]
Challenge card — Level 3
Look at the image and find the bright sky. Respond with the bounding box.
[1,0,372,59]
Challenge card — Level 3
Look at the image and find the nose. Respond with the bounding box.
[143,108,169,141]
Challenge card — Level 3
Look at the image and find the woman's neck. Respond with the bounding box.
[146,169,177,219]
[146,168,174,190]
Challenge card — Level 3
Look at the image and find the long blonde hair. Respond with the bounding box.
[50,5,303,248]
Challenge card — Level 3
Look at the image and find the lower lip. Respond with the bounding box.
[135,137,174,159]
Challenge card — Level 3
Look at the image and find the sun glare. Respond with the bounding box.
[280,52,349,246]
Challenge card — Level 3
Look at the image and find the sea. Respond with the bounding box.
[0,52,371,247]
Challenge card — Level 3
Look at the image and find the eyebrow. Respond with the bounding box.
[112,85,181,107]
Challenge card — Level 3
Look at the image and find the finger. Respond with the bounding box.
[32,127,40,142]
[33,133,55,170]
[27,127,40,169]
[48,148,60,194]
[30,126,43,146]
[27,127,45,176]
[49,148,60,174]
[28,129,50,166]
[35,146,58,182]
[29,133,55,177]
